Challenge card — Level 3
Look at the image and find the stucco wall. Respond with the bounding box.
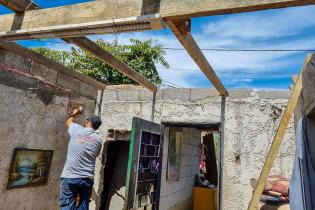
[0,49,98,210]
[94,86,295,210]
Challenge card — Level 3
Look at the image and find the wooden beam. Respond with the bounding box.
[247,54,311,210]
[0,0,315,39]
[1,0,157,92]
[63,37,157,92]
[0,0,40,12]
[0,40,106,89]
[167,19,228,96]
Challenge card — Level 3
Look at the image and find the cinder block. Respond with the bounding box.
[189,88,219,101]
[30,62,58,84]
[56,73,80,91]
[102,90,118,101]
[139,89,153,101]
[0,49,32,73]
[228,89,252,99]
[139,89,163,101]
[79,82,98,99]
[256,90,290,100]
[117,90,140,101]
[163,88,190,101]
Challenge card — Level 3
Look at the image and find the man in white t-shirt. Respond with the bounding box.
[60,109,102,210]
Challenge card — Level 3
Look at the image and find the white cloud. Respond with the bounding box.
[202,5,315,40]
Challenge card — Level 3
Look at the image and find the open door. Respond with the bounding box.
[123,117,164,210]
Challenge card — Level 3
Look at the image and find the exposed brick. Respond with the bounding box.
[79,81,98,98]
[117,90,140,101]
[257,90,290,99]
[56,73,80,91]
[30,62,58,84]
[189,88,219,101]
[163,88,190,101]
[103,90,118,101]
[0,49,31,73]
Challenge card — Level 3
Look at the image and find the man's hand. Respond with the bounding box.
[66,108,82,128]
[71,108,82,116]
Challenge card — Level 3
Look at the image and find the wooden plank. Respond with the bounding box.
[0,40,106,89]
[167,19,228,96]
[1,1,156,92]
[63,37,157,92]
[247,54,311,210]
[0,0,40,12]
[0,0,315,39]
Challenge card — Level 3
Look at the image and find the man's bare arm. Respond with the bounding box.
[66,109,81,128]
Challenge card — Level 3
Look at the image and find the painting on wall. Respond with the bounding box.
[167,127,182,181]
[6,148,53,189]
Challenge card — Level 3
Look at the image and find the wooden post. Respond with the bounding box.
[247,54,311,210]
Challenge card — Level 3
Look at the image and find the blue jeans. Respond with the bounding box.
[60,178,94,210]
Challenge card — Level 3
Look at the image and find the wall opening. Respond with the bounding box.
[100,140,130,210]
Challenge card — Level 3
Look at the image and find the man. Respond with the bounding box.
[60,109,103,210]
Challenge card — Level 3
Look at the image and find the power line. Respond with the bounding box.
[161,47,315,52]
[161,83,177,88]
[16,40,315,52]
[157,67,290,75]
[161,79,184,88]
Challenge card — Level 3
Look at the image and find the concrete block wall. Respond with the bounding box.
[96,85,295,210]
[0,49,98,210]
[159,127,200,210]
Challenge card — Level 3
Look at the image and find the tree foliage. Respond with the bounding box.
[32,39,168,85]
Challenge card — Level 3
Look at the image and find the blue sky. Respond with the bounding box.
[1,1,315,89]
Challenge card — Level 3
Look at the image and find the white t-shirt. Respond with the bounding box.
[61,123,102,179]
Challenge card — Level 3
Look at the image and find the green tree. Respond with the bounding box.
[32,39,169,85]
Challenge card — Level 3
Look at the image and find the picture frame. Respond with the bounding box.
[6,148,54,189]
[167,127,182,181]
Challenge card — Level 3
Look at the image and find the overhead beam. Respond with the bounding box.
[63,37,157,92]
[167,19,228,96]
[0,40,106,89]
[0,0,157,92]
[0,0,40,12]
[0,0,315,39]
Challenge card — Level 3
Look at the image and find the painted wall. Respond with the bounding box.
[94,86,295,210]
[0,49,98,210]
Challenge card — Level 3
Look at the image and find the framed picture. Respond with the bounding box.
[167,127,182,181]
[6,148,53,189]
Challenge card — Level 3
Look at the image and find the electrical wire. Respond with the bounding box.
[162,47,315,52]
[157,67,291,76]
[161,79,184,88]
[15,40,315,52]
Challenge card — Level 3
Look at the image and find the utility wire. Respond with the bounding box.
[17,40,315,52]
[162,47,315,52]
[157,67,291,76]
[161,79,184,88]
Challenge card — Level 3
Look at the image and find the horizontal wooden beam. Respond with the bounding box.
[0,0,315,39]
[0,40,106,89]
[167,19,228,96]
[0,0,40,12]
[0,1,157,92]
[64,37,157,92]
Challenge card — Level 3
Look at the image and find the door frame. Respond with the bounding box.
[124,117,164,210]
